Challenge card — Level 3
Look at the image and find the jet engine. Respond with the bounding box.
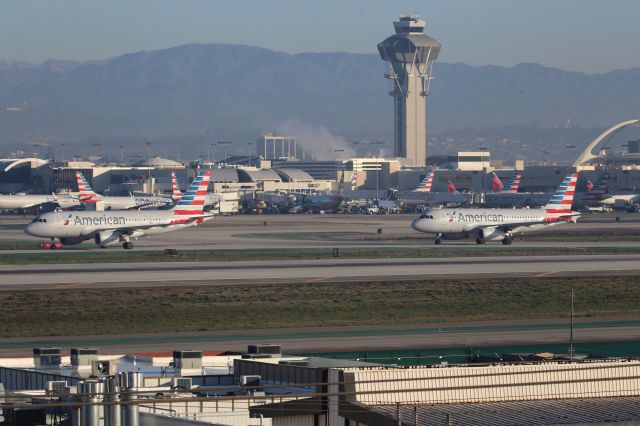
[60,237,85,246]
[477,227,506,242]
[94,230,122,247]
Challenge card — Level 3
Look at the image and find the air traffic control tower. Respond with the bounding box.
[378,16,441,167]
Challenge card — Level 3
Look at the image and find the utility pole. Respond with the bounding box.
[569,287,575,361]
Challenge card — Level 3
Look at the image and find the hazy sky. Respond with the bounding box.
[1,0,638,73]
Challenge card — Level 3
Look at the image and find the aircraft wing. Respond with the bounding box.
[469,213,580,233]
[97,213,214,234]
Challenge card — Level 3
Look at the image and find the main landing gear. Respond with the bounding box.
[501,235,514,245]
[475,238,485,245]
[123,241,134,250]
[434,233,443,245]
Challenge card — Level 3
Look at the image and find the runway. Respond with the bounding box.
[1,254,640,291]
[4,213,640,251]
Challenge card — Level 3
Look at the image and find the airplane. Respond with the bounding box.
[0,193,80,210]
[499,173,522,194]
[75,171,172,210]
[490,172,504,193]
[411,172,580,245]
[171,172,223,206]
[24,171,213,249]
[413,168,435,193]
[395,169,469,206]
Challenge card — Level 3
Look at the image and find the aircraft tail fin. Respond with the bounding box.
[502,173,522,194]
[171,171,211,216]
[491,172,504,193]
[171,172,184,200]
[544,172,578,213]
[75,171,101,202]
[414,168,435,192]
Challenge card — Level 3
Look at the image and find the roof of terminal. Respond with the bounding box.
[0,158,49,172]
[240,169,282,182]
[274,168,314,182]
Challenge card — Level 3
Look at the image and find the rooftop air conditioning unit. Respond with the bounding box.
[47,381,67,394]
[240,375,261,387]
[172,377,193,391]
[91,360,116,376]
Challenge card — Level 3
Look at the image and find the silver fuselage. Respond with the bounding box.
[411,207,578,235]
[0,194,80,210]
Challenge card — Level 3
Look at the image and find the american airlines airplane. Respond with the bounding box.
[500,173,522,194]
[24,171,213,249]
[0,193,80,210]
[411,172,580,245]
[76,171,172,210]
[171,172,223,206]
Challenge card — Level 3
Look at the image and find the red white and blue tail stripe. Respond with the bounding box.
[75,171,101,203]
[171,172,184,200]
[171,171,211,217]
[544,172,578,214]
[502,173,522,194]
[414,168,435,193]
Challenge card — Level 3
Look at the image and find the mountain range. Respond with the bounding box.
[0,43,638,161]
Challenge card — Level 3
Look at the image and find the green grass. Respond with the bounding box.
[1,246,640,265]
[1,276,639,338]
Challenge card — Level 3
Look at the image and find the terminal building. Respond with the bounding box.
[2,345,640,426]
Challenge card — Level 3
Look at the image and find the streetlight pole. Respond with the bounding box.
[352,141,361,158]
[145,140,152,193]
[217,141,232,166]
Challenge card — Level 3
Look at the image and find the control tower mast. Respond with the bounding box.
[378,16,441,167]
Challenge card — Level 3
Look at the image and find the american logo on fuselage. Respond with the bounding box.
[456,212,504,222]
[72,215,127,226]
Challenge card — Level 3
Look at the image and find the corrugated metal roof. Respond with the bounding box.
[369,397,640,426]
[242,169,282,182]
[210,168,240,183]
[274,168,315,182]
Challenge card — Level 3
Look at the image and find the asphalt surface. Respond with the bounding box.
[1,317,640,356]
[1,254,640,290]
[2,213,640,355]
[4,212,640,251]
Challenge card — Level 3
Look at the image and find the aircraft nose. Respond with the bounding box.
[24,222,42,237]
[411,219,422,231]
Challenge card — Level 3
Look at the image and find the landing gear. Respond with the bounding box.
[475,238,485,245]
[434,233,442,245]
[502,236,514,245]
[123,241,134,250]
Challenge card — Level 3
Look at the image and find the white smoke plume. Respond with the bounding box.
[277,119,354,160]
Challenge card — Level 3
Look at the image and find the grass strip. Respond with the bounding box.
[1,276,639,338]
[1,246,640,265]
